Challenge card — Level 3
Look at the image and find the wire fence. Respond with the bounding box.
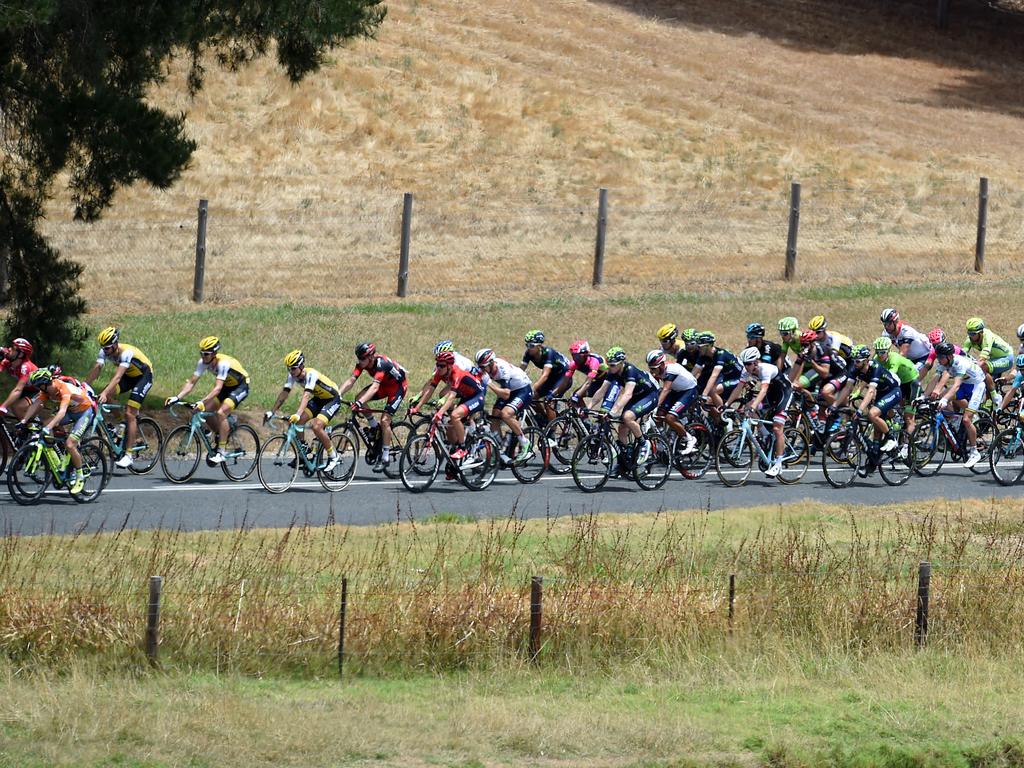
[36,180,1024,313]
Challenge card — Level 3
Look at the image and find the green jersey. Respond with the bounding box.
[880,349,918,385]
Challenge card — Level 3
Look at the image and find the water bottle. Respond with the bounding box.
[115,423,126,442]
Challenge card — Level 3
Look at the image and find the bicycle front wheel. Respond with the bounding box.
[571,434,614,492]
[257,435,298,493]
[127,417,163,475]
[912,419,945,477]
[878,431,914,487]
[676,424,713,480]
[400,433,440,492]
[970,416,995,476]
[221,424,260,481]
[821,425,861,488]
[776,426,809,485]
[383,420,412,479]
[318,431,358,492]
[545,414,585,475]
[634,432,672,491]
[510,426,549,484]
[6,442,52,505]
[71,441,108,503]
[460,434,499,491]
[160,425,202,484]
[715,429,752,487]
[989,426,1024,486]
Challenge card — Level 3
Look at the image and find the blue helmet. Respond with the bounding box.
[433,339,454,356]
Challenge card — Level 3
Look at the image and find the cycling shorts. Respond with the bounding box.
[659,387,697,418]
[956,382,984,413]
[457,392,485,417]
[824,374,848,392]
[626,391,659,419]
[216,381,249,409]
[305,397,342,424]
[987,356,1013,378]
[363,379,408,415]
[873,388,902,418]
[117,371,153,409]
[495,385,533,416]
[900,381,922,414]
[60,407,98,442]
[718,377,741,401]
[764,385,793,424]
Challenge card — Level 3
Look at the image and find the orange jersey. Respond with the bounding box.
[37,379,96,414]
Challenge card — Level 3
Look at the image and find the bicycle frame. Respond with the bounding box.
[733,414,786,466]
[169,404,243,458]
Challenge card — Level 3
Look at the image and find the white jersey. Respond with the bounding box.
[937,354,985,387]
[659,362,697,392]
[887,323,932,362]
[740,362,784,387]
[492,357,532,391]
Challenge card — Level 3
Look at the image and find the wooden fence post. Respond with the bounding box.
[529,576,543,662]
[592,188,608,288]
[396,193,413,297]
[338,576,348,677]
[192,199,208,303]
[145,575,163,666]
[975,177,988,274]
[784,182,801,281]
[915,561,931,648]
[728,573,736,635]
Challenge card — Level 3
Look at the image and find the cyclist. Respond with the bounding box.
[963,318,1012,406]
[83,327,155,469]
[646,349,698,456]
[873,336,921,439]
[834,345,903,476]
[335,342,408,473]
[656,324,697,368]
[745,322,788,371]
[808,315,854,363]
[1017,324,1024,355]
[880,309,932,369]
[520,330,570,425]
[919,328,961,381]
[266,350,342,473]
[725,346,793,478]
[565,340,615,409]
[929,341,985,469]
[19,368,98,494]
[778,317,801,361]
[165,336,250,465]
[410,349,486,467]
[997,353,1024,422]
[791,329,848,410]
[0,338,37,419]
[691,332,742,411]
[590,347,659,469]
[477,347,534,462]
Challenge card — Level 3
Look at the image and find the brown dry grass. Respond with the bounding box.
[37,0,1024,311]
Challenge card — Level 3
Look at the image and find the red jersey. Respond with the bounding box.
[1,358,37,384]
[352,354,407,384]
[430,365,484,399]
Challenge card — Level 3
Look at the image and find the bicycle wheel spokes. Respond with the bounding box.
[912,419,944,477]
[878,432,914,487]
[634,433,672,490]
[6,443,51,505]
[160,425,202,484]
[319,432,357,492]
[257,434,299,493]
[989,426,1024,486]
[715,428,752,487]
[545,415,583,475]
[677,424,713,479]
[571,434,614,492]
[221,424,260,481]
[776,426,809,485]
[71,442,107,503]
[400,433,440,492]
[128,417,163,475]
[510,426,549,484]
[460,434,499,491]
[970,416,995,476]
[383,420,412,479]
[821,428,860,488]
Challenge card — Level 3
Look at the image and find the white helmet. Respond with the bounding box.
[739,346,761,364]
[475,348,496,367]
[1016,323,1024,341]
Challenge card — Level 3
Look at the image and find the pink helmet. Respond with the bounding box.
[569,340,589,356]
[927,327,945,345]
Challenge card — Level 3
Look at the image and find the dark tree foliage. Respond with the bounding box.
[0,0,386,358]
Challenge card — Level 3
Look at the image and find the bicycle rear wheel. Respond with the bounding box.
[776,427,809,484]
[912,419,945,476]
[318,431,358,492]
[634,432,672,490]
[970,416,995,475]
[127,417,163,475]
[510,426,549,484]
[161,425,202,483]
[989,426,1024,486]
[6,442,51,505]
[400,433,440,492]
[715,429,752,487]
[71,442,108,503]
[221,424,259,481]
[383,420,412,479]
[571,434,614,492]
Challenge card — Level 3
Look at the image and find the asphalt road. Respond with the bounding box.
[1,458,1022,536]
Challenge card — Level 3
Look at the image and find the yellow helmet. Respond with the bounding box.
[656,323,679,342]
[808,315,828,332]
[97,326,119,346]
[198,335,221,353]
[283,349,305,368]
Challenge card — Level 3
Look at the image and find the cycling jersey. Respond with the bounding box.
[964,329,1012,362]
[452,351,490,387]
[491,357,533,391]
[937,354,986,387]
[853,361,901,397]
[656,362,698,393]
[431,364,484,400]
[826,332,854,360]
[606,362,658,402]
[567,354,608,381]
[284,368,341,401]
[522,346,569,376]
[662,341,694,369]
[880,350,919,386]
[925,344,962,367]
[695,348,742,387]
[352,355,407,389]
[1,358,37,384]
[96,343,154,379]
[35,378,97,414]
[194,354,249,387]
[741,362,792,421]
[886,323,931,363]
[756,340,789,371]
[797,341,847,381]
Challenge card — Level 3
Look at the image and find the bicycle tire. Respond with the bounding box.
[318,431,358,492]
[821,426,860,488]
[989,426,1024,486]
[545,413,586,475]
[160,425,202,483]
[400,433,439,493]
[257,434,298,493]
[460,433,500,491]
[82,437,114,489]
[571,434,614,492]
[878,431,914,487]
[510,426,549,484]
[776,426,809,485]
[715,428,752,487]
[634,432,672,490]
[383,420,412,479]
[221,423,259,481]
[677,424,713,479]
[126,416,163,475]
[71,441,108,503]
[6,441,52,505]
[970,415,995,475]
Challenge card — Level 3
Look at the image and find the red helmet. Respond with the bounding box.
[12,338,32,357]
[435,350,455,366]
[799,330,817,346]
[927,327,945,345]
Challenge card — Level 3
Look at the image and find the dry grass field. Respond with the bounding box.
[36,0,1024,311]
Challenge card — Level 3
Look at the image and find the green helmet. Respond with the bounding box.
[524,329,545,345]
[777,316,799,333]
[873,336,893,352]
[966,317,985,334]
[681,328,698,343]
[852,344,871,361]
[606,346,627,364]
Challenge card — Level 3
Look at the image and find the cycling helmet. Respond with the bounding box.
[199,336,221,353]
[696,332,716,347]
[1016,353,1024,369]
[97,327,119,347]
[966,317,985,334]
[880,308,900,325]
[47,364,62,376]
[646,350,667,368]
[1016,323,1024,341]
[433,339,454,356]
[11,338,33,356]
[927,327,946,345]
[569,340,589,356]
[355,341,376,359]
[935,342,955,357]
[606,346,627,365]
[435,350,455,366]
[524,329,545,346]
[808,315,828,332]
[777,317,799,333]
[656,323,678,342]
[745,322,765,339]
[799,330,817,346]
[852,344,871,361]
[681,328,698,343]
[873,336,893,352]
[738,346,760,364]
[283,349,305,368]
[475,348,496,367]
[28,368,53,387]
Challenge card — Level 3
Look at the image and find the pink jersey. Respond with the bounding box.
[926,344,962,366]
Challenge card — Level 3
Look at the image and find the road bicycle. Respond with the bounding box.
[715,409,809,487]
[988,415,1024,486]
[334,402,412,479]
[570,413,672,492]
[911,399,993,477]
[488,417,550,484]
[399,414,499,492]
[0,414,32,474]
[160,404,260,483]
[256,415,356,493]
[6,424,108,504]
[543,401,601,475]
[821,408,915,488]
[90,403,163,479]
